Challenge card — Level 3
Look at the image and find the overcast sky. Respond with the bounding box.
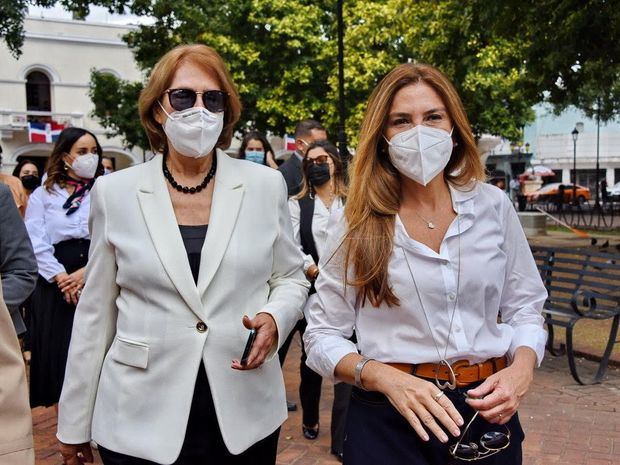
[28,4,154,25]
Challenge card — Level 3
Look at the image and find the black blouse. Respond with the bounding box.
[178,225,208,284]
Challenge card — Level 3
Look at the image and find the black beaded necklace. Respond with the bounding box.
[162,155,217,194]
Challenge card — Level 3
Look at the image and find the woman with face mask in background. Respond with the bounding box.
[57,44,308,465]
[13,159,41,194]
[238,130,278,169]
[304,64,547,465]
[286,140,349,460]
[11,159,42,363]
[24,127,103,413]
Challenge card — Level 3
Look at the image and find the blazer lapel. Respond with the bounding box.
[197,150,245,296]
[137,156,204,316]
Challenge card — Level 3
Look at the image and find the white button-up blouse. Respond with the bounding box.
[24,183,91,282]
[288,196,344,272]
[304,182,548,382]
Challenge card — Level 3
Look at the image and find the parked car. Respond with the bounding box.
[525,182,592,204]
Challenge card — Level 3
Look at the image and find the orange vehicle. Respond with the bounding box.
[525,182,592,204]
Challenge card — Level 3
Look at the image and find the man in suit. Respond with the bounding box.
[0,183,37,334]
[0,184,36,465]
[278,120,327,197]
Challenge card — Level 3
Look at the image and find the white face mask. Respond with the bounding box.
[159,102,224,158]
[386,125,454,186]
[68,153,99,179]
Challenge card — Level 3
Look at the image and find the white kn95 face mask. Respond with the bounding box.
[386,125,454,186]
[159,102,224,158]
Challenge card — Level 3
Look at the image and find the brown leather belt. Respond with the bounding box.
[387,356,507,387]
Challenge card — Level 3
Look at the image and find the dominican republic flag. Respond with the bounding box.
[28,121,65,143]
[284,134,296,152]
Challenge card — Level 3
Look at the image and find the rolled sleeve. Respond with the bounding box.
[499,196,548,366]
[304,212,359,382]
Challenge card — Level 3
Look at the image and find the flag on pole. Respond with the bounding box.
[28,121,65,143]
[284,134,296,152]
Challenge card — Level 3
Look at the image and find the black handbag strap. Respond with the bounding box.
[298,196,319,265]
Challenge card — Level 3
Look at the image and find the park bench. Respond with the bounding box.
[530,245,620,384]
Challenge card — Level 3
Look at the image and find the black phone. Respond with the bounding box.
[240,329,257,366]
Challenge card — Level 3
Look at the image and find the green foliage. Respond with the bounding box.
[3,0,617,147]
[88,70,149,150]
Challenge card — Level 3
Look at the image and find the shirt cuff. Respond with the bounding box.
[508,324,548,367]
[305,336,358,383]
[40,263,67,283]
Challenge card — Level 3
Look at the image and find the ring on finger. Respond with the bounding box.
[434,391,445,401]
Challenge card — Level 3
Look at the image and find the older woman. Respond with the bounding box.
[304,63,547,465]
[57,44,308,465]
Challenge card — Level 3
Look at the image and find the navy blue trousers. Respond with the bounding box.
[343,382,524,465]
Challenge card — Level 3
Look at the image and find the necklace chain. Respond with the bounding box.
[401,212,461,390]
[162,155,217,194]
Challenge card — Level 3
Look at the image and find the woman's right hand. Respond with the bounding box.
[59,441,93,464]
[374,364,464,443]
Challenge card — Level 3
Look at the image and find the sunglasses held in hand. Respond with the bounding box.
[449,410,510,461]
[164,88,228,113]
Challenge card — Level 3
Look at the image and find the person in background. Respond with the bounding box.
[278,119,327,196]
[304,63,547,465]
[287,140,349,460]
[57,44,308,465]
[0,183,37,336]
[0,273,35,465]
[12,159,41,194]
[25,127,103,411]
[238,131,278,169]
[10,159,41,363]
[0,187,37,465]
[101,156,115,175]
[509,175,521,204]
[0,149,28,217]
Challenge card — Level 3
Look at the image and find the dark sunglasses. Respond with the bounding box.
[449,411,510,461]
[164,88,228,113]
[303,155,331,166]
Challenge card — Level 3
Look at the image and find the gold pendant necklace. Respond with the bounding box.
[414,211,436,229]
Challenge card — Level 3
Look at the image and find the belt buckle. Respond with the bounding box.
[451,360,472,387]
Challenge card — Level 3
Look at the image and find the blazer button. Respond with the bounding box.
[196,321,207,333]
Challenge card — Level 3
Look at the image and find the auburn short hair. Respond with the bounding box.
[138,44,241,154]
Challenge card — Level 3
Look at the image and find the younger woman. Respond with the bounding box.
[25,127,103,409]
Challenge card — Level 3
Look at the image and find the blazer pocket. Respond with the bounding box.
[111,337,149,369]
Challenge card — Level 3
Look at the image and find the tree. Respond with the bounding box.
[4,1,615,145]
[88,70,150,151]
[479,0,620,123]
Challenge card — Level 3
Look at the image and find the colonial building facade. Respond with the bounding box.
[0,16,143,175]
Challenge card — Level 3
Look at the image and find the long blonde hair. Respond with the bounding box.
[343,63,484,308]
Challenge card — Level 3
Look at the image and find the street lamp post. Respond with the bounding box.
[571,127,578,204]
[336,0,350,171]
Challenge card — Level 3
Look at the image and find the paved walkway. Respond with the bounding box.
[33,336,619,465]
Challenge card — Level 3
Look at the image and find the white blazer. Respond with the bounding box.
[57,150,309,463]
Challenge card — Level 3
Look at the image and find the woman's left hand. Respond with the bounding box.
[465,347,537,425]
[231,314,278,370]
